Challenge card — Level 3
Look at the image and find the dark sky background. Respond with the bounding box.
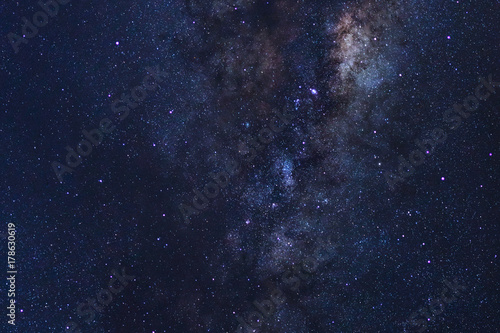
[0,0,499,332]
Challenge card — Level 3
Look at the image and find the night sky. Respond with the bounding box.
[1,0,499,332]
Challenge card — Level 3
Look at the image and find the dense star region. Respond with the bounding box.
[0,0,499,332]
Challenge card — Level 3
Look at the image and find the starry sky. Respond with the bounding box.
[0,0,499,332]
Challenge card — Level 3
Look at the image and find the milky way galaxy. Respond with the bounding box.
[1,0,498,332]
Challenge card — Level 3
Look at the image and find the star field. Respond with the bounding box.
[0,0,499,332]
